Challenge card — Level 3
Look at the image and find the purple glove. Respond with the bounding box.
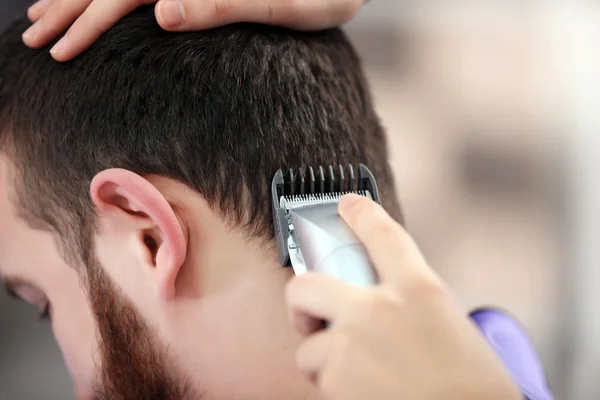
[470,308,554,400]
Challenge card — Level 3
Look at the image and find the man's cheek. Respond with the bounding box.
[51,289,101,395]
[75,383,94,400]
[53,319,99,393]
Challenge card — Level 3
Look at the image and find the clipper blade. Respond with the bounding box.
[281,191,373,210]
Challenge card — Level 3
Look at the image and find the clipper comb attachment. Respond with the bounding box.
[276,164,380,199]
[271,164,381,267]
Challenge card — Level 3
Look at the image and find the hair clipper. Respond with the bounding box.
[270,164,554,400]
[271,164,379,286]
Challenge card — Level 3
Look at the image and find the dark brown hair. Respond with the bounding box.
[0,6,402,267]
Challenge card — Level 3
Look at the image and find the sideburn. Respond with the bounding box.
[84,249,196,400]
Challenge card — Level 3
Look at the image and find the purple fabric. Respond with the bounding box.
[470,308,554,400]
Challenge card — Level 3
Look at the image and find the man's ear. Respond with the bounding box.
[90,168,187,301]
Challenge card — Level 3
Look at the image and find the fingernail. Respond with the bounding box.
[157,0,185,28]
[22,22,40,42]
[339,193,363,210]
[50,35,67,56]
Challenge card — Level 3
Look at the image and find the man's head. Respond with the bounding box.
[0,6,402,399]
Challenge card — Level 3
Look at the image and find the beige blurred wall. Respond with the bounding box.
[347,3,579,398]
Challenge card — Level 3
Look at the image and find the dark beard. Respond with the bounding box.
[86,254,196,400]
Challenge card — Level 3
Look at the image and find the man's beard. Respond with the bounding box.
[85,254,195,400]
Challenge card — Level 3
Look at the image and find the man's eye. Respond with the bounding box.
[38,303,51,322]
[3,280,51,321]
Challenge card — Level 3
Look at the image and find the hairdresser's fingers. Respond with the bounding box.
[286,273,362,323]
[155,0,364,32]
[49,0,155,61]
[27,0,53,23]
[295,330,333,381]
[338,194,438,291]
[22,0,92,49]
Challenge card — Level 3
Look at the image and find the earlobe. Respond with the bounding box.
[90,168,187,301]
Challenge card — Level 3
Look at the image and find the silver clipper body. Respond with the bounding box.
[271,164,381,287]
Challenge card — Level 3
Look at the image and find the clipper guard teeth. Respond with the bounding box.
[281,164,361,196]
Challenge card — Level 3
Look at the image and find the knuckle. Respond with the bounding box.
[404,272,448,300]
[375,292,406,326]
[368,213,398,244]
[374,213,398,237]
[375,288,405,311]
[42,3,65,26]
[211,0,235,20]
[261,0,275,24]
[351,203,394,238]
[354,291,382,317]
[266,0,296,10]
[338,288,394,332]
[49,0,68,15]
[51,0,82,20]
[357,289,404,325]
[273,0,302,17]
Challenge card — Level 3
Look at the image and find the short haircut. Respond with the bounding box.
[0,6,402,265]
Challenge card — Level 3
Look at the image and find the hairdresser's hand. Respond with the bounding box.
[22,0,365,61]
[285,194,522,400]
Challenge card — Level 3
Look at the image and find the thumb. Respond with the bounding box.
[155,0,363,32]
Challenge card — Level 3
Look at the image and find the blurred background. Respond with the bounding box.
[1,1,599,399]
